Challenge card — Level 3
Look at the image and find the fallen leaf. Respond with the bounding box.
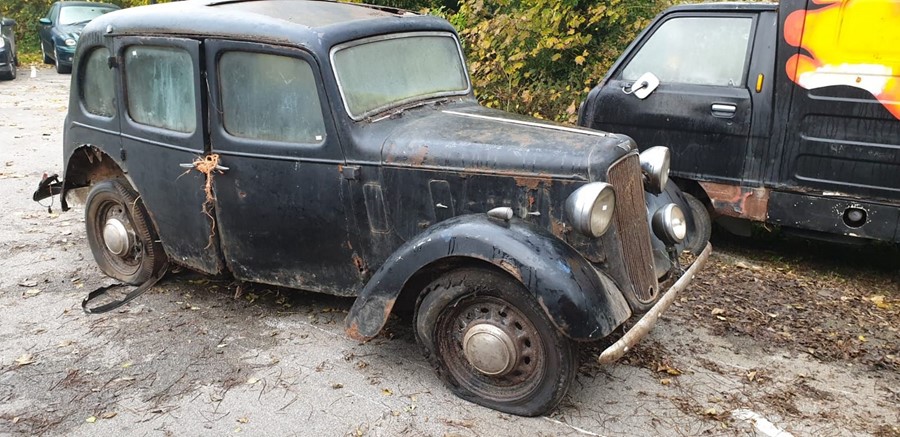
[237,417,249,424]
[382,388,393,396]
[331,383,343,389]
[660,378,671,385]
[121,361,133,368]
[247,378,259,385]
[18,280,38,287]
[101,412,117,419]
[704,407,718,416]
[858,335,867,342]
[711,308,726,316]
[15,353,35,366]
[871,295,891,310]
[747,371,757,382]
[85,416,97,423]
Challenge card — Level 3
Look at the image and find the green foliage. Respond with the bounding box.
[445,0,671,122]
[0,0,171,54]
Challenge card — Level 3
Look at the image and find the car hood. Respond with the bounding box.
[55,23,86,40]
[381,104,634,182]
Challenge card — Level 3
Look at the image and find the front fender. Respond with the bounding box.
[345,214,632,342]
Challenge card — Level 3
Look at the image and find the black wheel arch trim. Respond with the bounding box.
[345,214,633,342]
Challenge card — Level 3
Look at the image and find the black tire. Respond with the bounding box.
[54,46,71,74]
[415,268,577,416]
[0,59,13,81]
[683,192,712,255]
[41,42,52,64]
[85,180,166,285]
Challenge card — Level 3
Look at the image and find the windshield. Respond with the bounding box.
[59,5,117,25]
[332,33,470,120]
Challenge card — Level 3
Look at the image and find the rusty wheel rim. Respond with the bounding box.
[436,295,546,402]
[94,199,143,277]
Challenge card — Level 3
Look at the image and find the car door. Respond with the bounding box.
[39,3,59,52]
[585,13,758,184]
[115,36,225,274]
[204,40,363,296]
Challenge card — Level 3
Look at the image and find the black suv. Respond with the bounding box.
[0,16,16,80]
[34,0,710,416]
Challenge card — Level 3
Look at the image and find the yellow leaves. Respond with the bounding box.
[574,55,586,65]
[870,295,891,309]
[656,363,682,376]
[14,353,35,366]
[85,416,97,423]
[381,388,393,396]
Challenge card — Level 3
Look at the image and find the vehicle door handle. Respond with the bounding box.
[179,163,230,172]
[711,103,736,118]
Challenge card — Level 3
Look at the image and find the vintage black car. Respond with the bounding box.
[0,16,17,80]
[35,0,710,416]
[38,1,119,73]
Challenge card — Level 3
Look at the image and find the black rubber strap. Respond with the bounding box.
[82,264,168,314]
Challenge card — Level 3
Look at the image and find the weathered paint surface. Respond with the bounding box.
[699,181,769,221]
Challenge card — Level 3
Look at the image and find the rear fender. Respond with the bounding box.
[345,214,632,342]
[60,145,129,211]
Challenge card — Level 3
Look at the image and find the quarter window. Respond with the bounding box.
[622,17,753,87]
[124,46,196,133]
[81,47,115,117]
[218,51,325,143]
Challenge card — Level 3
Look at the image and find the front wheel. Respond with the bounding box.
[54,46,71,74]
[415,268,577,416]
[85,180,166,284]
[683,192,712,255]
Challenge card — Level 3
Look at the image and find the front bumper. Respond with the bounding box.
[55,45,75,65]
[598,242,712,364]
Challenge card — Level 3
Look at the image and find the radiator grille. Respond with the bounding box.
[607,154,658,303]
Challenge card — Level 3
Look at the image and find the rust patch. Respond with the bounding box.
[699,181,769,221]
[514,176,543,191]
[346,321,365,341]
[496,259,524,282]
[408,144,429,166]
[352,253,370,278]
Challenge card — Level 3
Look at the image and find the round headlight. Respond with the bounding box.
[0,38,5,48]
[639,146,670,194]
[565,182,616,237]
[65,38,77,46]
[652,204,687,245]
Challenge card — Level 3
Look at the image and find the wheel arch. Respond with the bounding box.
[345,214,632,342]
[61,145,133,211]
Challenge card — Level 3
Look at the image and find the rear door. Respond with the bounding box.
[584,13,758,184]
[203,40,364,296]
[115,36,224,274]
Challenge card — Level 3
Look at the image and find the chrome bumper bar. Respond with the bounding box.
[598,242,712,364]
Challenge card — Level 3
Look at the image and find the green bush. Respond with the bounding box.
[443,0,670,122]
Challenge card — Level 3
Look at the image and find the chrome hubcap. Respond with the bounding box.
[103,218,133,256]
[462,323,517,375]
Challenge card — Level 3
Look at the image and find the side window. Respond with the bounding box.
[218,51,325,143]
[622,16,753,87]
[124,46,196,133]
[81,47,115,117]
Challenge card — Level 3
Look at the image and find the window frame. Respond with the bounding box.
[204,39,340,160]
[616,12,758,88]
[329,31,472,121]
[115,36,205,152]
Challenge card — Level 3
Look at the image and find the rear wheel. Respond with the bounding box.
[41,42,52,64]
[85,180,166,284]
[415,268,576,416]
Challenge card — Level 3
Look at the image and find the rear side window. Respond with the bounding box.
[622,16,753,87]
[81,47,115,117]
[218,51,326,143]
[124,46,196,133]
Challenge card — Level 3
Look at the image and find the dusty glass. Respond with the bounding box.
[82,47,115,118]
[124,46,196,133]
[622,17,753,87]
[219,51,326,143]
[333,34,468,119]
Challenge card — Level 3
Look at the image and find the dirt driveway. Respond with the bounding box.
[1,68,898,436]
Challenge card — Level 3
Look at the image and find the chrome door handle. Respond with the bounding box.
[711,103,736,114]
[179,163,194,168]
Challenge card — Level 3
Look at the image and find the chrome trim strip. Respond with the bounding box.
[442,110,609,137]
[597,243,712,364]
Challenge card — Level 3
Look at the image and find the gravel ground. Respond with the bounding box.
[0,67,897,437]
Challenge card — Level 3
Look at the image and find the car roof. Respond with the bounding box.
[58,1,119,8]
[82,0,454,52]
[665,2,778,13]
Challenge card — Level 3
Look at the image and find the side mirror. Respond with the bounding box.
[623,72,660,100]
[39,18,52,26]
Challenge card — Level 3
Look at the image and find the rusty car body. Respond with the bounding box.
[35,0,710,416]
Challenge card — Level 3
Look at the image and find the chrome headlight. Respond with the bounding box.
[639,146,670,194]
[652,203,687,245]
[65,38,77,47]
[565,182,616,237]
[0,38,5,49]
